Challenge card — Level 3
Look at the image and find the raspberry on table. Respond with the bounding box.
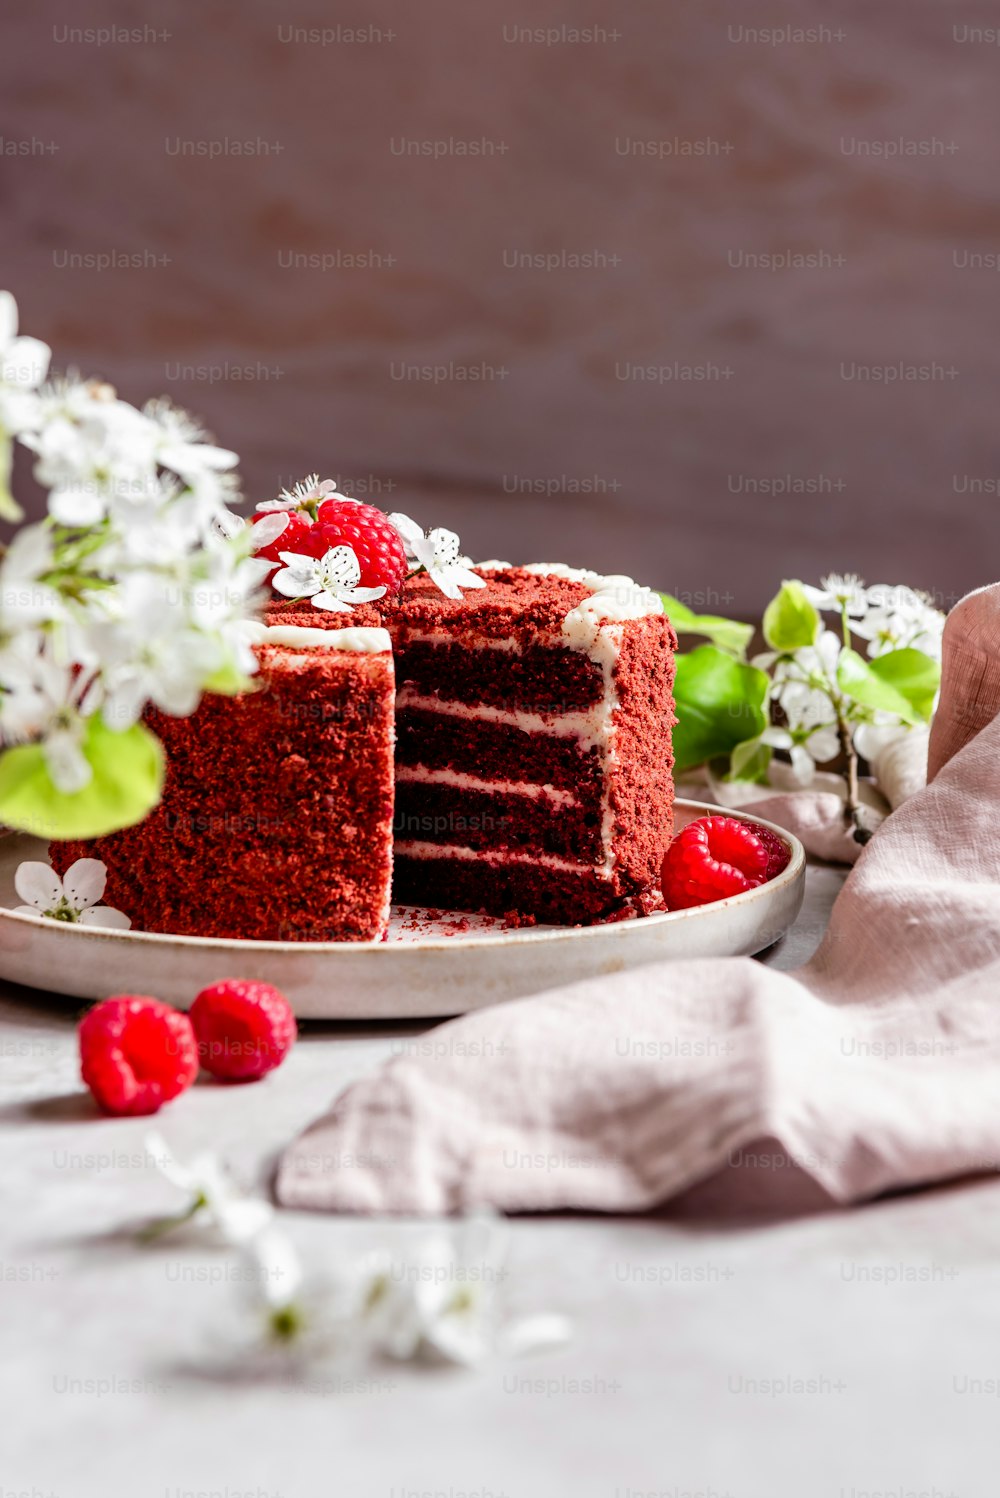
[308,500,409,595]
[661,815,769,910]
[79,996,198,1116]
[252,510,312,568]
[189,978,297,1084]
[747,822,792,881]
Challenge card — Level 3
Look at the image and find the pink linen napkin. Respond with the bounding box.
[277,585,1000,1216]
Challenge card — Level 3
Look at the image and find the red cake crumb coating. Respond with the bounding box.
[51,638,395,941]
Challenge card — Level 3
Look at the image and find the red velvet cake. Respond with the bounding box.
[52,498,676,938]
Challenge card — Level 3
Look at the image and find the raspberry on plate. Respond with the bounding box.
[661,815,769,911]
[190,978,297,1084]
[252,510,312,568]
[308,500,408,595]
[747,822,792,881]
[79,996,198,1116]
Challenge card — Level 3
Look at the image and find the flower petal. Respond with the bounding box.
[47,487,106,528]
[788,745,817,785]
[0,289,17,349]
[344,585,387,604]
[61,857,108,909]
[319,544,362,590]
[448,565,487,591]
[499,1313,574,1358]
[213,1197,274,1245]
[7,335,50,389]
[13,860,63,910]
[145,1132,195,1191]
[251,512,289,548]
[427,565,463,601]
[79,906,132,930]
[387,511,422,546]
[310,591,351,612]
[44,729,92,794]
[247,1228,303,1308]
[421,1315,491,1368]
[271,566,319,599]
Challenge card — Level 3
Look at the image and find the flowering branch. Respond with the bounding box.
[0,291,269,840]
[665,574,945,840]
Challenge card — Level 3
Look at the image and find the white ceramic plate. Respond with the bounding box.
[0,801,804,1019]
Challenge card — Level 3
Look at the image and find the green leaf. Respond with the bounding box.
[726,734,772,784]
[672,645,769,774]
[836,648,920,725]
[866,648,940,723]
[659,593,754,659]
[762,581,820,653]
[0,716,165,840]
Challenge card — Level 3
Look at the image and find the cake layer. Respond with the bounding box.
[394,705,605,794]
[393,775,604,860]
[393,640,605,713]
[393,849,648,925]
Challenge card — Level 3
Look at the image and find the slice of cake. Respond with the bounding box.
[388,565,675,924]
[51,625,396,941]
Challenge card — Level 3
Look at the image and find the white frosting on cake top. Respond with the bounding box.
[249,623,392,653]
[562,579,664,647]
[518,562,664,632]
[522,562,604,585]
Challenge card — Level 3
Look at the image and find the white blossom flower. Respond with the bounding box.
[852,584,945,661]
[801,573,868,618]
[142,1133,274,1244]
[256,474,353,515]
[754,629,842,786]
[388,513,486,600]
[355,1216,571,1368]
[0,640,93,792]
[0,290,50,438]
[141,398,238,488]
[231,1228,348,1367]
[21,379,158,527]
[13,857,130,928]
[761,720,840,787]
[0,524,63,626]
[271,544,386,612]
[0,295,272,824]
[207,1214,571,1377]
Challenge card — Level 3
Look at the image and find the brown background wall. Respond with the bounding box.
[2,0,998,616]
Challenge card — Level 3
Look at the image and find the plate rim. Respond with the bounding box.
[0,800,805,955]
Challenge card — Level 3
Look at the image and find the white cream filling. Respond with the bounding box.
[250,623,393,653]
[395,840,611,878]
[399,630,524,653]
[395,764,578,806]
[394,686,611,748]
